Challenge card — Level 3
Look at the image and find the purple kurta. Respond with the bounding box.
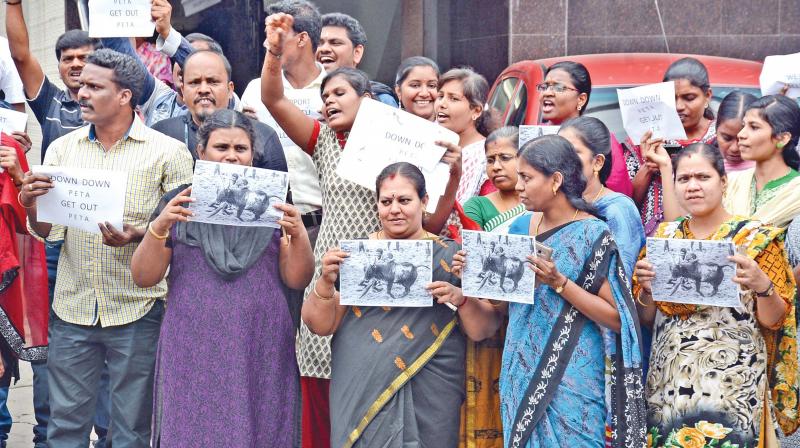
[154,232,299,447]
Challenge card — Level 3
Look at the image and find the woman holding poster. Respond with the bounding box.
[634,143,799,446]
[302,162,474,448]
[130,110,314,447]
[724,94,800,228]
[454,135,645,447]
[259,13,465,444]
[461,126,523,447]
[625,57,717,236]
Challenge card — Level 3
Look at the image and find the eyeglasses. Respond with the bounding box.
[535,83,579,94]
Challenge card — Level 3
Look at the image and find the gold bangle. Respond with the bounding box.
[147,222,170,240]
[17,191,34,209]
[313,283,335,301]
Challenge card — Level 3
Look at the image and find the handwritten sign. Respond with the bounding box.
[617,82,687,143]
[519,125,560,148]
[32,166,127,234]
[88,0,155,38]
[336,98,459,211]
[0,108,27,134]
[646,238,740,307]
[188,160,289,228]
[760,52,800,98]
[181,0,223,16]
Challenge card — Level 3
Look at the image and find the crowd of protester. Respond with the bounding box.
[1,0,800,447]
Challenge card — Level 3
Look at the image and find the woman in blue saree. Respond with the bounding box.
[457,135,647,447]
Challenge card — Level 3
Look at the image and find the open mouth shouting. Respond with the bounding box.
[326,106,342,121]
[541,98,555,114]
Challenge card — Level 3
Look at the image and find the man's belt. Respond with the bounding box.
[301,209,323,228]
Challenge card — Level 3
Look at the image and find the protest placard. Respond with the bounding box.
[519,125,560,147]
[617,82,687,143]
[181,0,223,16]
[646,238,740,308]
[88,0,155,38]
[335,98,458,211]
[0,108,27,134]
[339,239,434,307]
[760,52,800,98]
[461,230,536,304]
[188,160,289,228]
[32,166,127,234]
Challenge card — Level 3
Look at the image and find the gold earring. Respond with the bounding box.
[552,187,558,196]
[593,169,600,178]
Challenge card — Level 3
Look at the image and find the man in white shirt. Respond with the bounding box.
[240,0,326,238]
[0,36,25,112]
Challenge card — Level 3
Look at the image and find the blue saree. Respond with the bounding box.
[503,216,646,448]
[594,192,645,280]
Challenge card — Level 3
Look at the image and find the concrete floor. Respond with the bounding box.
[7,362,37,447]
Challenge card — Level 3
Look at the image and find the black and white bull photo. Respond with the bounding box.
[188,161,289,228]
[461,230,536,304]
[339,240,434,307]
[646,237,741,308]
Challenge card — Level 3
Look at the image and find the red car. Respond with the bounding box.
[487,53,763,140]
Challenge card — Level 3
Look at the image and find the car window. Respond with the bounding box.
[506,82,528,126]
[488,77,519,119]
[584,86,762,143]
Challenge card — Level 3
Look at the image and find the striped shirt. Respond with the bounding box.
[28,115,193,327]
[27,77,86,163]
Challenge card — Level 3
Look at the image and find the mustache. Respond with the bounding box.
[78,100,93,110]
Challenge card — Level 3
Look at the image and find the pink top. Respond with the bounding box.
[605,133,633,198]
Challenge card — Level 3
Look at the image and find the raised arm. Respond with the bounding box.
[152,0,193,67]
[260,14,316,153]
[5,3,45,99]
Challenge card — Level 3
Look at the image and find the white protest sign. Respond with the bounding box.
[32,166,127,234]
[0,108,27,134]
[336,98,458,211]
[519,125,560,147]
[88,0,155,38]
[617,82,687,143]
[760,52,800,98]
[181,0,223,16]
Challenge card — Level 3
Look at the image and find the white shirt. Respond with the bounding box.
[241,64,326,214]
[0,37,25,104]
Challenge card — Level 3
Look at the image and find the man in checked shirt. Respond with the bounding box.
[18,49,193,448]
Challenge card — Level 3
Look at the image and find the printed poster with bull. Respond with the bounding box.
[338,239,434,307]
[188,160,289,228]
[646,237,740,307]
[461,230,536,304]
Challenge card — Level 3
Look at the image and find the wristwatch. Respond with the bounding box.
[554,277,569,294]
[755,282,775,298]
